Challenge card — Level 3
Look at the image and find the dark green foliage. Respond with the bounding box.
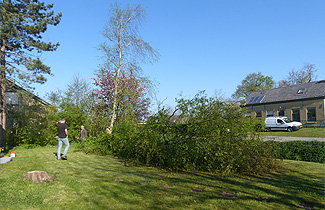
[6,90,88,148]
[252,117,266,132]
[6,91,57,148]
[232,72,274,100]
[0,0,62,148]
[108,92,278,175]
[273,141,325,163]
[76,132,111,156]
[109,115,139,157]
[0,0,61,85]
[57,102,86,143]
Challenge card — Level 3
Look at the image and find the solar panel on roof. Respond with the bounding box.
[256,96,263,103]
[256,95,265,103]
[248,97,255,104]
[250,97,257,103]
[247,95,265,104]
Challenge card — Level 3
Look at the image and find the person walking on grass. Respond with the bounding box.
[77,125,87,143]
[56,118,69,160]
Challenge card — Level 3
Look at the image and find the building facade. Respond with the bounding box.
[5,83,50,129]
[244,80,325,126]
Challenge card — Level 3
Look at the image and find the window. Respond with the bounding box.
[284,118,292,123]
[277,119,283,124]
[307,108,316,121]
[292,109,300,121]
[7,118,18,129]
[279,110,285,116]
[6,92,18,105]
[297,88,305,94]
[256,111,262,118]
[267,111,273,117]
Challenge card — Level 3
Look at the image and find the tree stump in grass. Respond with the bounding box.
[23,171,54,183]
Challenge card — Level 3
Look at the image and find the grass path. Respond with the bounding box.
[0,145,324,209]
[260,127,325,138]
[263,136,325,142]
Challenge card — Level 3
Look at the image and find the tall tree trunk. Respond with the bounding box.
[0,39,7,149]
[109,46,122,129]
[109,27,124,130]
[109,74,119,129]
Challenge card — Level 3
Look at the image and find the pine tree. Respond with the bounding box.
[0,0,61,148]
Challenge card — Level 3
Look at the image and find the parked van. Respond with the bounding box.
[264,116,302,132]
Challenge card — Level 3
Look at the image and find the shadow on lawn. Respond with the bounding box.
[179,168,324,210]
[62,155,324,209]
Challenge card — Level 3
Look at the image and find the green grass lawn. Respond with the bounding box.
[261,127,325,138]
[1,145,324,210]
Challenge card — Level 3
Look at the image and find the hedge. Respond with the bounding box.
[273,141,325,163]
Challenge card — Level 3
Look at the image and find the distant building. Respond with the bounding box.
[243,80,325,126]
[5,82,50,129]
[6,82,50,107]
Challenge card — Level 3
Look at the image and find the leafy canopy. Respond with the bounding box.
[0,0,62,87]
[95,2,159,128]
[232,72,274,100]
[99,2,159,72]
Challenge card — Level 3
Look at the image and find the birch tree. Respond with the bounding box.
[96,2,159,129]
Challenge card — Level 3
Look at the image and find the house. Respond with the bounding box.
[243,80,325,126]
[5,82,50,107]
[5,82,50,129]
[0,82,51,149]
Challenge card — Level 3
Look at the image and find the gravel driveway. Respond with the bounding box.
[263,136,325,142]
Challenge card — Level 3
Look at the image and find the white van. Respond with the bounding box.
[264,116,302,132]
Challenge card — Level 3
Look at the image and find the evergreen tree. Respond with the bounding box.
[0,0,61,148]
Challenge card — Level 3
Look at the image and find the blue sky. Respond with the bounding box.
[35,0,325,108]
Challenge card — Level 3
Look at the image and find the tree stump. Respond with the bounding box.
[23,171,54,183]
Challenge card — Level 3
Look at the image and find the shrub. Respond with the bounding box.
[6,92,57,148]
[111,92,279,175]
[77,132,111,156]
[56,103,87,143]
[252,117,266,132]
[275,141,325,163]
